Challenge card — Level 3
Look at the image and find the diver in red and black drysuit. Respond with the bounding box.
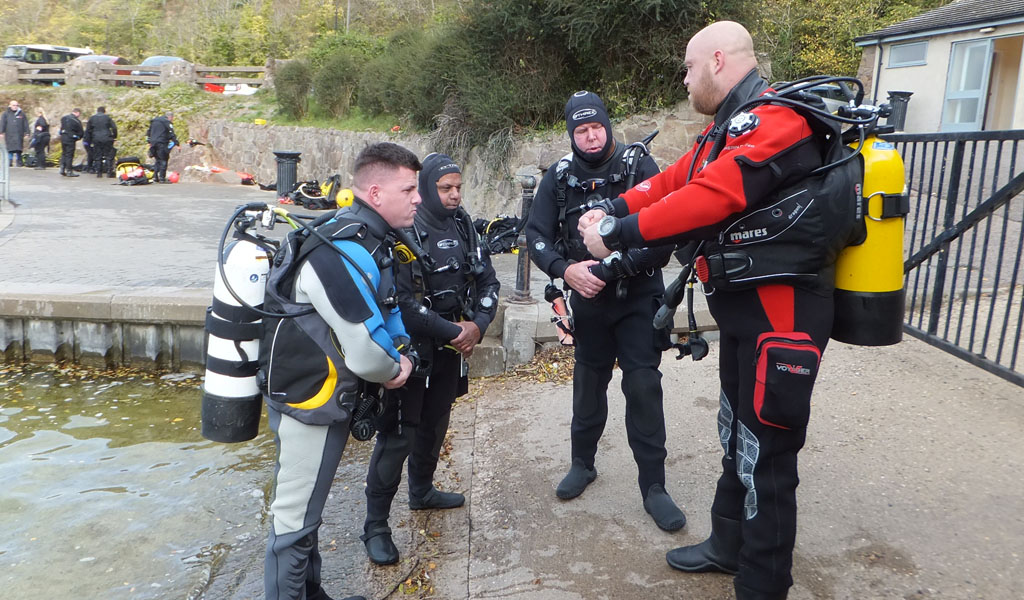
[581,21,834,600]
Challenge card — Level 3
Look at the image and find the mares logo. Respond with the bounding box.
[437,239,459,250]
[572,108,598,121]
[775,362,811,375]
[636,181,651,192]
[729,228,767,243]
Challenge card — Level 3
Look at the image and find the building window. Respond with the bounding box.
[889,41,928,67]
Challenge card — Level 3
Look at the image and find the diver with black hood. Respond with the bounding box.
[362,152,500,566]
[525,91,685,532]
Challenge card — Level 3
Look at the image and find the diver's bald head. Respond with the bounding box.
[683,21,759,115]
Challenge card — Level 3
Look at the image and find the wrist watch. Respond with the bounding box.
[597,215,622,251]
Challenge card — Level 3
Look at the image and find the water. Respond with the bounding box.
[0,364,276,599]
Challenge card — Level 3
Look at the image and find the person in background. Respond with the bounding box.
[86,106,118,178]
[0,100,29,167]
[59,108,84,177]
[30,107,50,170]
[146,111,178,183]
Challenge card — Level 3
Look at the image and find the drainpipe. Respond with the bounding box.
[873,39,884,105]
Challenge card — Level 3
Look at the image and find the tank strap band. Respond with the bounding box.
[205,355,260,378]
[867,192,909,219]
[211,296,263,323]
[205,309,262,341]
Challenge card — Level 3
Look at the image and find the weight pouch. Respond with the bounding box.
[753,332,821,430]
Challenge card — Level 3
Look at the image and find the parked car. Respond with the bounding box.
[3,43,94,85]
[3,44,93,64]
[71,54,131,85]
[131,55,185,87]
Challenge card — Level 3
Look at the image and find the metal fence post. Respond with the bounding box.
[508,175,536,304]
[927,140,965,336]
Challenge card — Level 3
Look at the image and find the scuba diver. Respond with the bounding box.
[260,142,420,600]
[146,111,178,183]
[525,91,686,532]
[362,153,500,565]
[580,21,869,600]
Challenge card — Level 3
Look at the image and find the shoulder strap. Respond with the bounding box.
[554,153,574,249]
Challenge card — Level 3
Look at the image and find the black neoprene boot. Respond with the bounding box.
[361,527,399,565]
[556,457,597,499]
[666,513,741,574]
[409,486,465,510]
[643,483,686,531]
[735,581,788,600]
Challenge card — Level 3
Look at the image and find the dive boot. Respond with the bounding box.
[643,484,686,531]
[556,457,597,499]
[666,513,741,574]
[361,530,399,565]
[409,486,465,510]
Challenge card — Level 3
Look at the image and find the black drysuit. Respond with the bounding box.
[58,113,83,174]
[525,125,675,499]
[146,115,178,181]
[86,111,117,176]
[363,154,500,544]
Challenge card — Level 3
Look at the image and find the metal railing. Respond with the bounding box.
[886,130,1024,387]
[13,62,265,88]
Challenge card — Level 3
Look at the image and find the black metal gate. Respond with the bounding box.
[885,130,1024,387]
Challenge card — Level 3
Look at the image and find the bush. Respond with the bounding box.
[313,48,363,118]
[356,27,449,125]
[275,60,312,120]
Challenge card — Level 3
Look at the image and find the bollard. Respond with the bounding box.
[273,150,302,199]
[508,175,536,304]
[885,91,913,131]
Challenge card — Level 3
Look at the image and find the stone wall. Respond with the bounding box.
[187,102,708,219]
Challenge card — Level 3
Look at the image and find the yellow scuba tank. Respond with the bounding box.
[831,134,908,346]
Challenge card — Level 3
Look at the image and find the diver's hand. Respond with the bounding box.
[383,355,413,389]
[564,261,606,298]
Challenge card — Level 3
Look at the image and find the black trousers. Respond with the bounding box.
[568,273,669,497]
[32,143,46,168]
[93,140,115,175]
[707,284,832,596]
[151,144,170,180]
[60,141,76,173]
[363,347,464,535]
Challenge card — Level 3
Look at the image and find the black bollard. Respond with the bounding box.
[508,175,536,304]
[273,150,302,199]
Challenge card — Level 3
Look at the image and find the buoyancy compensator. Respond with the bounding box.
[657,75,908,350]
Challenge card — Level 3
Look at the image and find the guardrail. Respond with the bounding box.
[13,61,265,88]
[887,129,1024,388]
[15,62,67,84]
